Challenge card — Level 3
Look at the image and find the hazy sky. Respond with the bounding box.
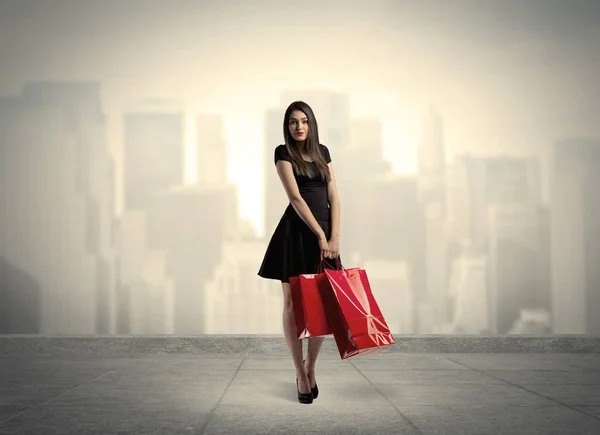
[1,0,599,233]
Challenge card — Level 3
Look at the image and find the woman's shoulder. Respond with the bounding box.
[319,144,331,163]
[318,144,330,153]
[274,144,290,163]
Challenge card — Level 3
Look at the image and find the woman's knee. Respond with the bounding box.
[281,282,293,311]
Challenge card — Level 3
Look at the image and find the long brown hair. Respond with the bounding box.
[282,101,330,182]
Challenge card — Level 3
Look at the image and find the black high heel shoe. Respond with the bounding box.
[296,378,313,404]
[303,359,319,399]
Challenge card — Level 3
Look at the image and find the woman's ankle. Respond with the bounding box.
[296,371,309,380]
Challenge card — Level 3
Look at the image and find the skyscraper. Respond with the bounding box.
[446,156,472,244]
[123,105,185,211]
[340,117,394,263]
[447,251,489,334]
[143,184,237,333]
[0,82,116,333]
[449,154,543,246]
[196,113,228,186]
[417,106,448,329]
[550,138,600,334]
[487,204,550,333]
[116,210,175,334]
[418,106,446,204]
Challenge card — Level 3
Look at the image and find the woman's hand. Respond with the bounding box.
[327,237,340,259]
[318,237,331,261]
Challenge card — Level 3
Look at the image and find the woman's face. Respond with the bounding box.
[288,110,309,142]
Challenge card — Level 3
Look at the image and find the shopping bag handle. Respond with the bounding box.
[317,257,345,273]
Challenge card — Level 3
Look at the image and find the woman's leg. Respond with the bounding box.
[281,282,310,394]
[303,222,330,387]
[305,337,324,387]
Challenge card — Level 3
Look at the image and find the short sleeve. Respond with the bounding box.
[320,144,331,163]
[274,145,291,164]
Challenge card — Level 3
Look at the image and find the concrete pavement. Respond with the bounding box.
[1,335,599,434]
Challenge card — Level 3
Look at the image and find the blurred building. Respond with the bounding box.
[444,153,546,334]
[116,210,175,334]
[418,106,446,200]
[0,97,41,334]
[449,154,542,247]
[205,223,281,334]
[117,102,185,333]
[196,113,228,186]
[118,109,237,334]
[356,175,423,260]
[133,250,175,335]
[550,139,600,334]
[507,308,551,334]
[141,184,237,333]
[348,173,425,332]
[340,117,394,262]
[487,204,551,334]
[123,105,185,211]
[445,156,472,244]
[418,107,449,331]
[0,82,116,334]
[447,249,489,334]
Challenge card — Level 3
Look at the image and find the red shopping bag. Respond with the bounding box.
[289,262,336,339]
[321,262,395,359]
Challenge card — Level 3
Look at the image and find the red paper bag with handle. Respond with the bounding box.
[321,261,395,359]
[289,261,337,339]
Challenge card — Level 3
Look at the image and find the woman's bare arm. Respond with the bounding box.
[276,160,327,241]
[326,163,340,240]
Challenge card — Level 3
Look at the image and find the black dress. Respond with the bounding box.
[258,144,342,283]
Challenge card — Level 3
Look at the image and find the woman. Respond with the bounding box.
[257,100,342,404]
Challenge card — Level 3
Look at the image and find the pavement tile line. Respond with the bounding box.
[443,356,600,422]
[197,350,250,435]
[346,359,424,435]
[572,364,600,373]
[0,369,119,426]
[0,352,160,427]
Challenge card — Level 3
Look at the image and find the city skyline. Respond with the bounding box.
[1,80,598,336]
[0,80,560,237]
